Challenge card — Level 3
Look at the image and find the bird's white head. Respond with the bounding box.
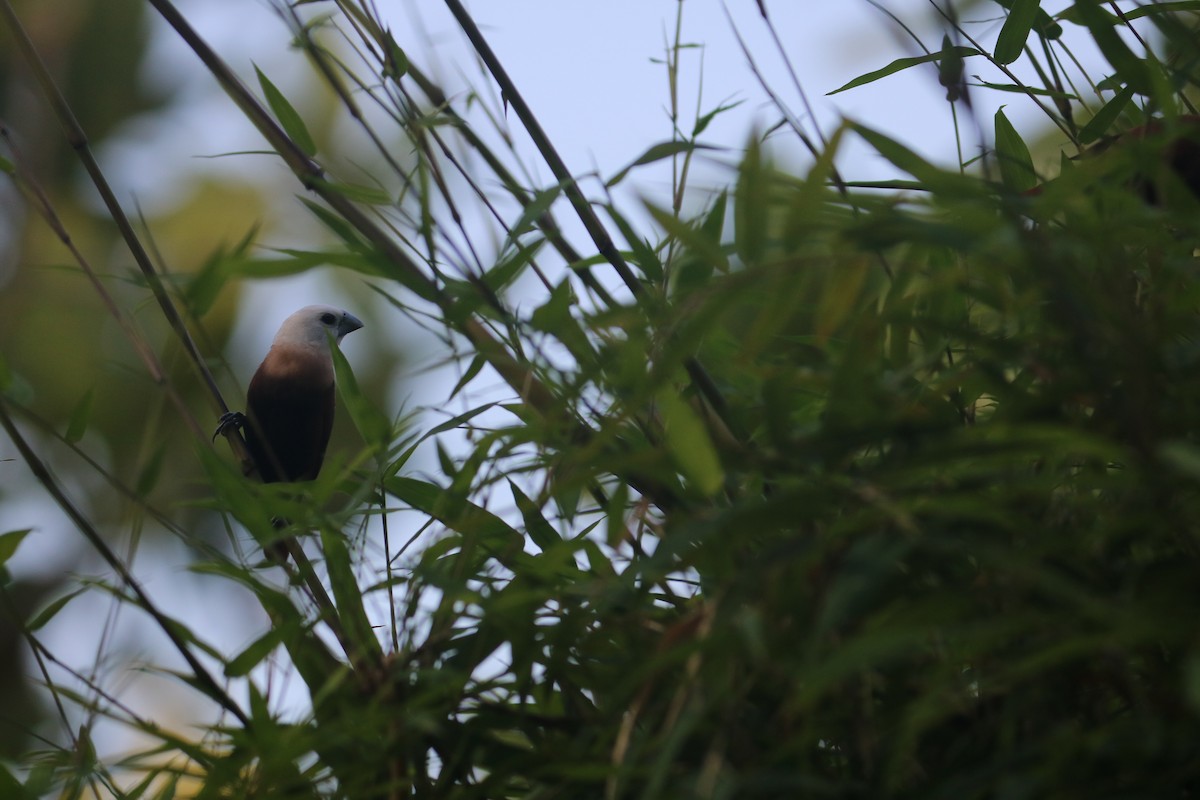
[272,305,365,351]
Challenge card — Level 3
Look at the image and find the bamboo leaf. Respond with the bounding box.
[657,389,724,497]
[1069,1,1154,96]
[64,389,93,444]
[1079,85,1136,144]
[828,46,981,95]
[27,587,86,631]
[0,529,31,566]
[255,65,317,156]
[607,140,718,188]
[509,481,561,551]
[995,0,1042,64]
[995,107,1038,191]
[331,335,391,453]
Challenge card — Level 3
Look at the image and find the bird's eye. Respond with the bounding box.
[320,312,337,325]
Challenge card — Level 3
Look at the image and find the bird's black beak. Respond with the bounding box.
[336,312,364,341]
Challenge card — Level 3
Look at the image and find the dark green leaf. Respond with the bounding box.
[0,530,31,566]
[225,628,285,677]
[64,389,93,444]
[994,107,1038,191]
[135,445,166,496]
[1069,1,1154,95]
[607,140,718,188]
[383,29,409,81]
[828,46,981,95]
[27,587,86,631]
[509,481,561,551]
[448,355,487,401]
[331,341,391,453]
[1079,85,1136,144]
[657,389,723,497]
[255,65,317,157]
[995,0,1043,64]
[312,177,393,205]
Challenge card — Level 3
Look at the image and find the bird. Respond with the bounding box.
[215,304,364,487]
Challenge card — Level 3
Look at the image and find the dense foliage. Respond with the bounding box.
[4,1,1200,798]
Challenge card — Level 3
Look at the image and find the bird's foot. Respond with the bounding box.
[212,411,246,442]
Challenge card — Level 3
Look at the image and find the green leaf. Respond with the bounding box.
[734,138,767,267]
[1122,1,1200,20]
[0,761,33,800]
[850,123,982,196]
[994,108,1038,191]
[1079,85,1135,144]
[383,29,409,81]
[485,239,543,294]
[320,526,381,662]
[938,35,965,99]
[606,140,718,188]
[135,445,166,496]
[605,204,665,284]
[185,225,259,316]
[225,628,285,677]
[969,81,1076,99]
[995,0,1041,64]
[312,177,393,205]
[828,46,981,95]
[657,389,724,497]
[503,183,565,250]
[27,587,86,631]
[386,476,523,556]
[994,0,1063,37]
[529,280,593,361]
[64,389,93,444]
[693,100,744,137]
[605,481,629,548]
[1159,441,1200,480]
[509,481,561,551]
[255,65,317,157]
[331,340,391,455]
[0,530,31,566]
[299,198,366,249]
[448,355,487,400]
[1069,1,1154,96]
[816,256,870,342]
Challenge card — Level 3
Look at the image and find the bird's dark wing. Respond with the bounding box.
[244,367,334,483]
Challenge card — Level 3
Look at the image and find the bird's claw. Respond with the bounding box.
[212,411,246,442]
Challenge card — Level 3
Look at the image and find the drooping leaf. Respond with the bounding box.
[255,65,317,156]
[828,45,981,95]
[331,341,391,455]
[995,0,1044,64]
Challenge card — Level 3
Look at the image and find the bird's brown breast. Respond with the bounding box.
[244,346,335,483]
